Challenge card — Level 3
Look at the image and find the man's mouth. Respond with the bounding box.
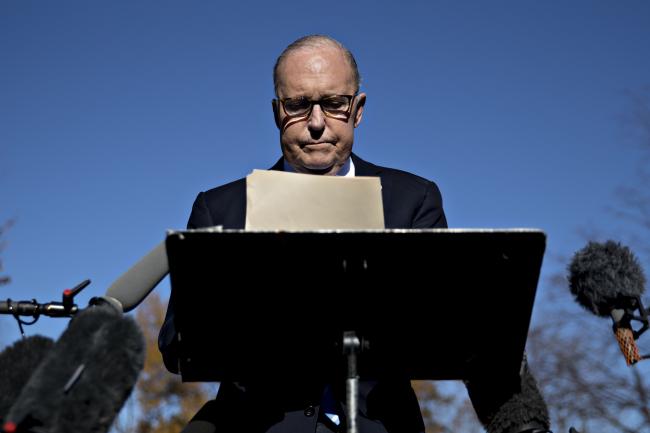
[301,142,333,148]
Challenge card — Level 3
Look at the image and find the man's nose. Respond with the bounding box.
[307,104,326,132]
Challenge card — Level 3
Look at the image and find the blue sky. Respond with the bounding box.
[2,1,650,351]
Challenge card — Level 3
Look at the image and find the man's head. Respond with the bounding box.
[272,35,366,175]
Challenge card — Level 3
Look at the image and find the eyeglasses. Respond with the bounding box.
[275,94,357,130]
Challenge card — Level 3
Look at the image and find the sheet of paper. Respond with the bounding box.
[245,169,384,230]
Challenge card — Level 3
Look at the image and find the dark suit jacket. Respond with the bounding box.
[159,154,447,433]
[181,153,447,231]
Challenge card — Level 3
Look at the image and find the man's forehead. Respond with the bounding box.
[277,46,354,95]
[284,45,343,65]
[302,53,328,74]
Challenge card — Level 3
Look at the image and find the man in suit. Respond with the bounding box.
[159,35,551,433]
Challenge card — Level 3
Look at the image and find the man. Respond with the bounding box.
[160,35,550,433]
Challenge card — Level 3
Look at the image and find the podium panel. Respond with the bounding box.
[166,229,546,382]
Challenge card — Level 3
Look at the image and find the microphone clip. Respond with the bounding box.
[61,279,91,312]
[611,295,650,364]
[611,295,649,339]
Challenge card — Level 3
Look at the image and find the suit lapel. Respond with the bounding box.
[351,153,381,176]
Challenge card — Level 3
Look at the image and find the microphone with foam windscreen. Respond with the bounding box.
[468,354,552,433]
[1,301,144,433]
[0,241,168,433]
[0,336,54,422]
[568,240,648,365]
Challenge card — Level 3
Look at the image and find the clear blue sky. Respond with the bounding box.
[2,1,650,346]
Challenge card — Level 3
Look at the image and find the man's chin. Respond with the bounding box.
[299,159,339,175]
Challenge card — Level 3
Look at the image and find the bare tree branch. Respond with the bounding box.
[0,220,14,287]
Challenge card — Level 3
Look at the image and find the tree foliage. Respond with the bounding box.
[413,380,483,433]
[0,220,13,287]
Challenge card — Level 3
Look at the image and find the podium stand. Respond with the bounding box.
[166,229,545,385]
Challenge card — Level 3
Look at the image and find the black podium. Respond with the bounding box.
[166,229,546,385]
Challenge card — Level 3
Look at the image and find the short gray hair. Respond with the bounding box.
[273,35,361,96]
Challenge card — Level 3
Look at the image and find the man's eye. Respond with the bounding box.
[322,98,347,110]
[284,99,310,112]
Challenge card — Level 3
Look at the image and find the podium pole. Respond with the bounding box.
[343,330,361,433]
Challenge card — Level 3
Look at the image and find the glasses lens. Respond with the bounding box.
[283,98,311,116]
[321,96,350,113]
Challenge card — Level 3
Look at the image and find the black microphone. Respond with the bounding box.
[469,355,552,433]
[0,336,54,421]
[568,240,647,365]
[488,364,551,433]
[0,240,166,432]
[1,301,144,433]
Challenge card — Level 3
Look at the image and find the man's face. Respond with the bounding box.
[274,47,366,175]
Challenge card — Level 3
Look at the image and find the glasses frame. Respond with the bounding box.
[275,94,357,130]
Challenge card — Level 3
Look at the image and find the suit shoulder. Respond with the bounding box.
[357,157,447,228]
[374,164,442,193]
[188,177,247,229]
[201,177,246,201]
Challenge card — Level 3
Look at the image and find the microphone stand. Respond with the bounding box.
[0,279,89,336]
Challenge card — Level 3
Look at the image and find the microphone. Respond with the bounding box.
[568,240,647,365]
[101,240,169,313]
[1,301,144,433]
[0,239,166,432]
[469,355,551,433]
[0,336,54,421]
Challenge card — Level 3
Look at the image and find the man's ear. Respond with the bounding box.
[353,93,366,128]
[272,99,280,129]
